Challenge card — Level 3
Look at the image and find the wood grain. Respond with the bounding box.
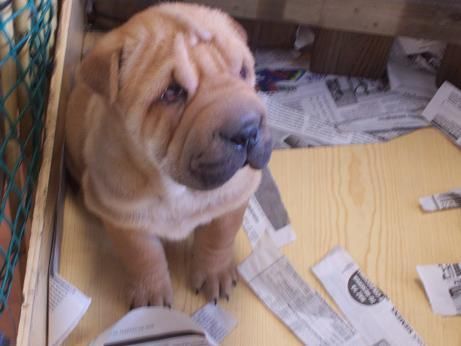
[310,29,393,78]
[16,0,85,345]
[61,128,461,345]
[87,0,461,44]
[239,19,298,48]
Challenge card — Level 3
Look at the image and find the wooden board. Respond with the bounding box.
[88,0,461,44]
[61,128,461,345]
[16,0,85,345]
[310,29,393,78]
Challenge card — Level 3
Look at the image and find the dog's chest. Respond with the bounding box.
[85,175,237,240]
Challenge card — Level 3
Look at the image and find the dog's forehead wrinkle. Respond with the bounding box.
[155,5,214,43]
[173,33,198,94]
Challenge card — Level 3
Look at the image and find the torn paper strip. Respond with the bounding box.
[419,188,461,212]
[90,307,210,346]
[417,263,461,316]
[48,274,91,346]
[238,236,364,346]
[192,303,237,345]
[243,168,296,248]
[422,81,461,147]
[312,247,425,346]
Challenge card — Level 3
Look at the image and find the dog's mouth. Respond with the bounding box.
[187,137,272,191]
[189,156,245,190]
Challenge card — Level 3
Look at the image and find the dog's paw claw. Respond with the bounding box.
[128,275,173,309]
[191,259,237,302]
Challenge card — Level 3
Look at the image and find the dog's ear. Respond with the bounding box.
[80,34,123,103]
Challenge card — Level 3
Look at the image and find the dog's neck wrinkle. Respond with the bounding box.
[87,108,162,200]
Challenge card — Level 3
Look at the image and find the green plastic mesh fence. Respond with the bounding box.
[0,0,55,313]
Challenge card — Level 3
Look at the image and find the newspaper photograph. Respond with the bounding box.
[238,235,364,346]
[417,263,461,316]
[243,168,295,248]
[312,247,425,346]
[422,81,461,147]
[419,188,461,212]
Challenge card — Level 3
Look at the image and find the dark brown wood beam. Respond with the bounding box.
[310,29,393,79]
[437,44,461,89]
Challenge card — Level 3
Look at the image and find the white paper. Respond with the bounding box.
[294,25,315,50]
[419,188,461,212]
[312,247,425,346]
[387,59,436,99]
[192,303,237,345]
[90,307,211,346]
[417,263,461,316]
[243,168,295,248]
[422,81,461,146]
[48,274,92,346]
[396,37,445,73]
[397,37,445,58]
[238,236,364,346]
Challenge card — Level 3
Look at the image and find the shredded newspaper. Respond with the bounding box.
[417,263,461,316]
[312,246,425,346]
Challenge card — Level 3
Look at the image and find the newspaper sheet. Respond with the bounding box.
[243,168,295,248]
[417,263,461,316]
[49,274,91,346]
[192,303,237,345]
[48,156,92,346]
[312,246,425,346]
[422,81,461,147]
[90,307,211,346]
[238,235,364,346]
[255,50,429,150]
[419,188,461,212]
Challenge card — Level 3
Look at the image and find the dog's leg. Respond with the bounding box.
[191,203,247,303]
[104,222,173,308]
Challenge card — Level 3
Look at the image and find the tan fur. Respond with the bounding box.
[65,3,270,306]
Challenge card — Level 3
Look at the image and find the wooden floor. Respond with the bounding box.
[60,128,461,345]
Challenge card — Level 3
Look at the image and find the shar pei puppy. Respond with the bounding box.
[65,2,272,307]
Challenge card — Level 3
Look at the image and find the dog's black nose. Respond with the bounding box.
[226,123,259,149]
[220,115,261,150]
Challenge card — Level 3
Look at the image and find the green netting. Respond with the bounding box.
[0,0,55,313]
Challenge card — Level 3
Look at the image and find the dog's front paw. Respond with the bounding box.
[191,255,238,303]
[128,273,173,308]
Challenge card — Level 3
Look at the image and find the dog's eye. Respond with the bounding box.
[160,83,187,104]
[240,65,248,80]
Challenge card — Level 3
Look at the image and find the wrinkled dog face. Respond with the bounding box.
[81,4,272,190]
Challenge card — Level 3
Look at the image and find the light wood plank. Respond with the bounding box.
[17,0,85,345]
[61,128,461,345]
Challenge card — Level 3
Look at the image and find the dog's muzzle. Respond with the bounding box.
[190,110,272,190]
